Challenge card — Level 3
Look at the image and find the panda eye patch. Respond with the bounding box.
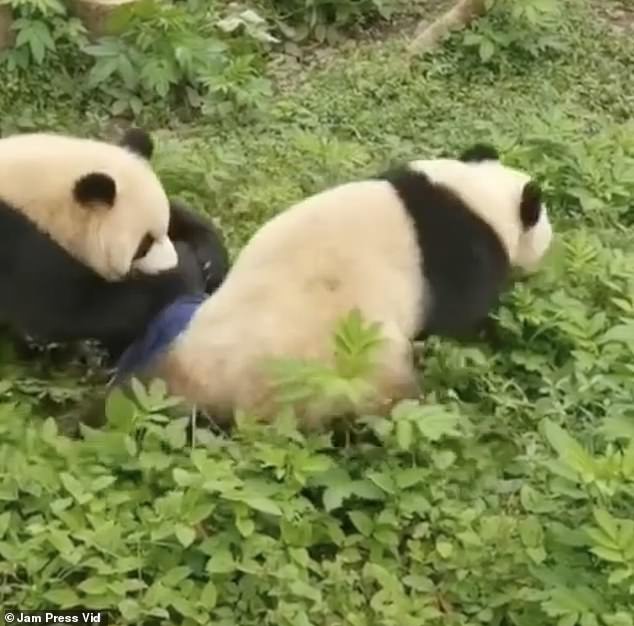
[134,233,154,260]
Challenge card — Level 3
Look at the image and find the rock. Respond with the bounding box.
[68,0,137,37]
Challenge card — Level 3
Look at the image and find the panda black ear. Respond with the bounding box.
[520,181,542,228]
[460,143,499,163]
[119,128,154,160]
[74,172,117,207]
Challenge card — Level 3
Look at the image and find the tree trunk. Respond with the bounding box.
[409,0,488,55]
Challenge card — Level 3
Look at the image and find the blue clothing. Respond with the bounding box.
[113,293,206,384]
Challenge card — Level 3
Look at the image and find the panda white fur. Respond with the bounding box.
[0,129,177,280]
[111,143,553,427]
[0,128,229,357]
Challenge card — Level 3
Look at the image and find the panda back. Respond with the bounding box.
[210,179,423,335]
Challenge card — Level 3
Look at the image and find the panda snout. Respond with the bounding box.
[132,236,178,274]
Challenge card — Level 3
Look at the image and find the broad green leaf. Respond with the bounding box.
[199,581,217,609]
[593,508,619,542]
[60,472,88,502]
[236,515,255,538]
[41,417,58,440]
[173,468,197,487]
[600,416,634,441]
[78,577,109,595]
[48,529,74,554]
[0,512,10,539]
[395,467,424,489]
[479,38,496,62]
[585,526,619,551]
[367,471,396,494]
[290,579,322,602]
[91,476,116,492]
[519,517,544,548]
[348,511,374,536]
[432,450,456,470]
[601,323,634,345]
[118,599,141,621]
[241,497,282,516]
[294,453,332,475]
[457,530,482,547]
[175,524,196,548]
[436,540,453,558]
[603,613,633,626]
[162,566,191,587]
[608,568,632,585]
[591,546,624,563]
[104,387,136,431]
[44,588,79,607]
[165,420,188,449]
[206,549,235,574]
[396,419,413,451]
[542,419,596,479]
[352,480,386,501]
[323,484,348,512]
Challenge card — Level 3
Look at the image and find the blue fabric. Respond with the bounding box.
[113,293,207,384]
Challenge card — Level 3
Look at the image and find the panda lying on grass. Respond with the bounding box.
[100,143,553,429]
[0,127,229,360]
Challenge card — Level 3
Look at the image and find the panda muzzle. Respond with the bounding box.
[132,236,178,274]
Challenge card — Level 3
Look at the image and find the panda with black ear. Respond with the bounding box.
[107,143,553,428]
[0,127,229,358]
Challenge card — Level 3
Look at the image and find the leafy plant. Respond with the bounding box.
[262,0,404,42]
[461,0,567,63]
[82,0,273,117]
[267,308,386,416]
[0,0,88,67]
[0,0,275,119]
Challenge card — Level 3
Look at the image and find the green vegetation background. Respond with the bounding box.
[0,1,633,625]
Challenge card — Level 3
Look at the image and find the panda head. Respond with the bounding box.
[77,127,178,280]
[411,143,553,272]
[0,128,177,281]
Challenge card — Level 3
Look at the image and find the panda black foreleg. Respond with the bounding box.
[418,313,502,348]
[168,199,230,293]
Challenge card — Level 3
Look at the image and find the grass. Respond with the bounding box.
[1,1,634,624]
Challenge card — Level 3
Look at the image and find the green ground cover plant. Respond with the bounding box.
[0,0,414,120]
[0,1,633,624]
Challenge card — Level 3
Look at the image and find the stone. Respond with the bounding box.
[68,0,137,37]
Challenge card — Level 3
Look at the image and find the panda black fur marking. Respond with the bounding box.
[0,129,229,358]
[74,172,117,206]
[119,127,155,160]
[459,143,500,163]
[379,165,510,339]
[168,198,230,295]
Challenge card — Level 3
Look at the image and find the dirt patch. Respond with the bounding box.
[267,0,454,93]
[594,0,634,34]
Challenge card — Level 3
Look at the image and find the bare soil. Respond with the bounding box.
[268,0,454,92]
[594,0,634,34]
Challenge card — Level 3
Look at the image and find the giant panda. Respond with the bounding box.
[0,127,229,358]
[108,143,553,428]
